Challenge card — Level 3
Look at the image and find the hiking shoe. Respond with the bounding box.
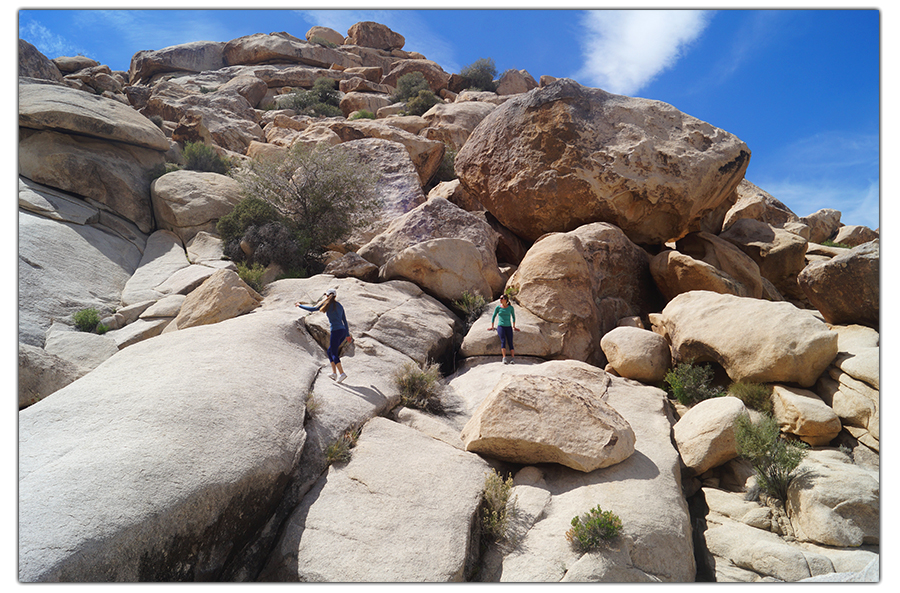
[337,373,347,384]
[328,373,337,381]
[502,357,509,365]
[508,359,515,364]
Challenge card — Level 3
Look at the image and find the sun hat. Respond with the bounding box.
[324,288,337,297]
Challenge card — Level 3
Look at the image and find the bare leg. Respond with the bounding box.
[336,362,345,374]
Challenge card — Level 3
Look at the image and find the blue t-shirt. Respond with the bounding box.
[298,301,348,332]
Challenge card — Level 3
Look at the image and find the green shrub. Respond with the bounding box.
[282,77,342,117]
[217,197,281,245]
[728,381,773,414]
[458,57,498,92]
[392,71,431,103]
[664,361,723,406]
[308,35,338,48]
[565,505,623,552]
[148,114,164,129]
[430,144,457,185]
[393,360,445,414]
[234,143,380,272]
[148,162,181,182]
[735,413,809,502]
[325,429,359,465]
[405,89,440,116]
[236,261,267,293]
[821,239,851,248]
[183,141,231,175]
[72,308,102,333]
[453,290,487,328]
[349,110,376,120]
[481,469,518,543]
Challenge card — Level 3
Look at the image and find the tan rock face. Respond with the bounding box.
[171,269,262,330]
[801,208,842,243]
[381,59,450,94]
[658,291,838,387]
[346,21,405,50]
[128,40,226,84]
[798,240,879,329]
[600,326,671,383]
[771,385,842,446]
[455,78,750,245]
[507,222,658,366]
[305,26,344,47]
[721,179,801,232]
[460,373,635,472]
[223,32,361,69]
[673,396,747,475]
[719,218,808,299]
[150,170,243,244]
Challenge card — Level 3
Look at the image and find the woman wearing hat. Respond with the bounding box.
[296,288,352,383]
[489,294,520,364]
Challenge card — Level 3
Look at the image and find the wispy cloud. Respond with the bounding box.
[574,10,711,95]
[72,10,233,51]
[19,19,87,59]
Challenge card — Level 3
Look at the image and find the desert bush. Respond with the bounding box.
[183,141,231,175]
[231,144,380,272]
[217,197,281,245]
[728,381,773,414]
[282,77,342,117]
[735,412,809,502]
[392,71,431,103]
[72,308,102,333]
[452,290,487,329]
[236,261,267,293]
[241,221,303,271]
[565,505,623,552]
[393,360,445,414]
[664,361,723,406]
[325,429,359,465]
[308,35,338,48]
[349,110,376,120]
[481,469,518,543]
[458,57,498,92]
[429,144,457,185]
[405,89,441,116]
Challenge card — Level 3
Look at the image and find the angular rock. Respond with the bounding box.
[43,329,119,374]
[120,230,189,306]
[19,309,316,582]
[673,396,747,475]
[323,251,379,282]
[801,208,842,244]
[150,170,244,244]
[18,343,83,409]
[657,291,837,387]
[459,300,565,360]
[600,325,672,383]
[461,373,635,472]
[186,231,225,264]
[787,450,879,547]
[507,222,658,366]
[305,26,344,46]
[261,417,489,582]
[719,218,808,299]
[170,269,262,330]
[455,78,750,245]
[419,100,496,151]
[721,179,800,232]
[798,240,879,328]
[496,69,538,95]
[338,91,392,119]
[771,385,842,446]
[129,40,226,84]
[831,225,878,247]
[19,39,63,81]
[223,32,361,70]
[380,59,450,94]
[346,21,406,50]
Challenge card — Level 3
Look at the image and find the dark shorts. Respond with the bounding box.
[328,328,348,363]
[497,325,514,350]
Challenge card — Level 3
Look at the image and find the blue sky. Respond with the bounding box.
[16,4,882,230]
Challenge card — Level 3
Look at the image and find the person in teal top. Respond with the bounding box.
[489,294,520,364]
[296,288,352,383]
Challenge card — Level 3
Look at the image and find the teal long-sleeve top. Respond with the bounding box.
[297,302,349,332]
[492,304,516,327]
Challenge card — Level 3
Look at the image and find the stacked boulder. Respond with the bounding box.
[18,17,878,584]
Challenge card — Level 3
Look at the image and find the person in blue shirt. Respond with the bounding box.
[489,294,520,364]
[296,288,352,383]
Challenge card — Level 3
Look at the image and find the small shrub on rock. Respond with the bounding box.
[282,77,342,117]
[735,412,809,502]
[565,505,623,552]
[393,360,445,414]
[458,57,498,92]
[349,110,376,120]
[183,141,231,175]
[728,381,773,414]
[452,290,487,329]
[72,308,103,333]
[481,469,518,543]
[392,71,431,103]
[325,428,359,465]
[664,361,723,406]
[236,261,266,294]
[405,89,441,116]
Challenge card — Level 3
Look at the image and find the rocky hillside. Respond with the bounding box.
[18,21,878,583]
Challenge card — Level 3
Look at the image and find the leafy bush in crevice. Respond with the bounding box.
[664,360,723,406]
[452,290,487,330]
[458,58,498,92]
[821,239,851,248]
[728,381,773,414]
[73,308,106,334]
[393,360,445,414]
[392,71,431,104]
[405,89,441,116]
[349,110,376,120]
[308,35,338,48]
[735,412,809,502]
[481,469,518,543]
[183,141,231,175]
[325,429,359,465]
[236,261,266,294]
[565,505,623,552]
[281,77,342,118]
[429,144,457,186]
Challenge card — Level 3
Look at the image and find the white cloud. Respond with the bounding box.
[19,19,86,59]
[574,10,711,95]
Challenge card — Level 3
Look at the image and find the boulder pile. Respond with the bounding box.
[18,20,878,583]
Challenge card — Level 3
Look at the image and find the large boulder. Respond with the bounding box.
[656,291,838,387]
[346,21,406,50]
[721,179,801,232]
[223,32,361,69]
[506,222,658,366]
[18,309,318,582]
[380,59,450,94]
[260,417,489,582]
[673,396,747,475]
[831,225,878,247]
[460,373,635,472]
[129,40,226,84]
[801,208,842,244]
[419,100,497,152]
[719,218,809,299]
[150,170,244,244]
[771,384,842,446]
[495,69,538,96]
[455,78,750,245]
[19,39,63,81]
[798,240,879,328]
[168,269,263,331]
[600,326,672,383]
[380,238,496,304]
[787,450,879,547]
[120,230,189,307]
